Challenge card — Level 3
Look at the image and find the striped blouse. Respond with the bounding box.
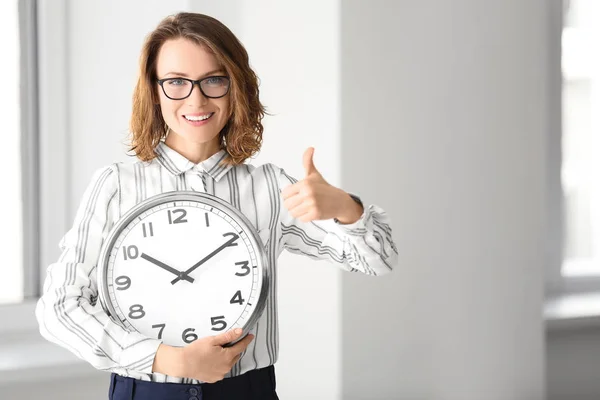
[35,141,398,384]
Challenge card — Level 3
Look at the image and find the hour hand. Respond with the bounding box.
[140,253,194,283]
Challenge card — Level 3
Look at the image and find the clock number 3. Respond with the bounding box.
[167,209,188,224]
[234,261,251,277]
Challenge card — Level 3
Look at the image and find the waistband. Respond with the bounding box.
[109,365,277,400]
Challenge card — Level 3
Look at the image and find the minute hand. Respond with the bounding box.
[171,232,239,285]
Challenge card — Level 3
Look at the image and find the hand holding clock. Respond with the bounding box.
[153,328,254,383]
[282,147,364,224]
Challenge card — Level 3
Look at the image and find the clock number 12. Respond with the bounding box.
[167,209,188,224]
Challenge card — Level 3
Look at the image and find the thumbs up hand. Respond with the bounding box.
[281,147,364,224]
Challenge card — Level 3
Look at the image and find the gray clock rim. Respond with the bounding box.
[96,190,271,347]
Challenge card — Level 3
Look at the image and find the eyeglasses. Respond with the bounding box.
[157,76,231,100]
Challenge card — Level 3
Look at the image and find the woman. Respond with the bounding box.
[35,12,397,400]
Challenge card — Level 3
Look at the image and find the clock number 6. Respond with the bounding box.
[211,316,227,331]
[182,328,198,344]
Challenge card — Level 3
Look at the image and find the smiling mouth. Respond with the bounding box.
[183,112,214,122]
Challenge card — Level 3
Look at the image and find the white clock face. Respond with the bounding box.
[100,194,267,347]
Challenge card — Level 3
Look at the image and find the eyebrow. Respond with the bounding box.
[162,69,225,79]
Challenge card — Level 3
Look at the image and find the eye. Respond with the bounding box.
[204,76,227,86]
[167,78,187,86]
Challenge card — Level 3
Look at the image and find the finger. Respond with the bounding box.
[231,353,242,366]
[283,193,305,211]
[288,202,312,219]
[303,147,317,177]
[281,182,302,201]
[212,328,244,346]
[298,210,316,223]
[227,333,255,355]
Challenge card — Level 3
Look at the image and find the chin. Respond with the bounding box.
[185,132,221,145]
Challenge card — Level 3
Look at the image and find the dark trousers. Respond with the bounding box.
[108,366,279,400]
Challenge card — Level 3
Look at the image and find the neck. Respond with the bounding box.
[164,132,221,164]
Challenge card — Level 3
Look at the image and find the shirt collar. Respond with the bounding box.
[155,141,233,182]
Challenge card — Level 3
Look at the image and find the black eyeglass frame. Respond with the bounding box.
[156,76,231,100]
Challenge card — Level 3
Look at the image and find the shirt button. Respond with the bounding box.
[189,387,198,395]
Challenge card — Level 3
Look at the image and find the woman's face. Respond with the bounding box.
[155,38,230,151]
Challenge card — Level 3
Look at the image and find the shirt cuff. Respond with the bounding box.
[118,336,163,374]
[333,204,372,234]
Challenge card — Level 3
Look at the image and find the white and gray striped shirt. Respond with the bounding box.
[35,141,398,383]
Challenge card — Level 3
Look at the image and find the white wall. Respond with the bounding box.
[339,1,547,399]
[67,0,189,200]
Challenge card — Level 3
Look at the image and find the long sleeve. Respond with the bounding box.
[35,165,162,375]
[278,168,398,276]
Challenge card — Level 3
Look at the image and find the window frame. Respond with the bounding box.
[0,0,70,335]
[547,0,600,298]
[20,0,40,299]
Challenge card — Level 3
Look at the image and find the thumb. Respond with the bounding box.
[212,328,243,346]
[303,147,318,177]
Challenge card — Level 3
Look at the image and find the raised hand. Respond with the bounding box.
[140,253,194,283]
[281,147,363,224]
[171,232,239,285]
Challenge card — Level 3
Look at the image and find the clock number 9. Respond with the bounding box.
[128,304,146,319]
[182,328,198,344]
[211,316,227,331]
[115,276,131,290]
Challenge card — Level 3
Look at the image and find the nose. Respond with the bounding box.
[188,83,208,106]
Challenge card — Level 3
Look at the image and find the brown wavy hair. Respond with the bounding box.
[129,12,266,164]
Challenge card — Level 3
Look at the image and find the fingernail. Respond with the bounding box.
[234,328,242,334]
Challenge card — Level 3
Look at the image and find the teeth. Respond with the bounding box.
[185,113,212,121]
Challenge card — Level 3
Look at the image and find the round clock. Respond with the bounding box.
[97,191,269,347]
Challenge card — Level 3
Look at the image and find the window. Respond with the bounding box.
[0,0,39,305]
[561,0,600,278]
[0,1,23,304]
